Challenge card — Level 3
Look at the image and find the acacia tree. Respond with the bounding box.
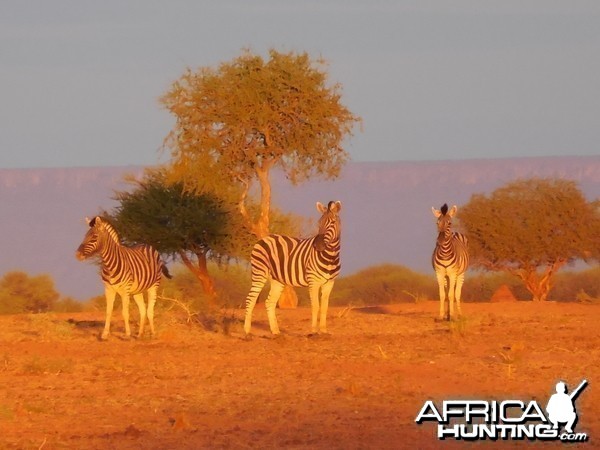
[161,49,360,307]
[110,169,306,305]
[109,169,254,304]
[459,178,599,302]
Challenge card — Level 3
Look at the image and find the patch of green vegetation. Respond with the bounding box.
[24,313,75,339]
[0,404,14,420]
[21,356,75,375]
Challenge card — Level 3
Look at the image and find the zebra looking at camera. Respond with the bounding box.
[76,216,171,340]
[244,201,342,336]
[431,204,469,321]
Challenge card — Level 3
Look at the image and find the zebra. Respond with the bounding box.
[244,201,342,336]
[76,216,171,340]
[431,204,469,321]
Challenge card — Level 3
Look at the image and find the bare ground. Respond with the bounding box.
[0,300,598,449]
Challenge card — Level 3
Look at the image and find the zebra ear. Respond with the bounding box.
[432,207,442,218]
[449,205,458,217]
[85,216,99,227]
[316,202,327,213]
[329,201,342,213]
[87,216,101,227]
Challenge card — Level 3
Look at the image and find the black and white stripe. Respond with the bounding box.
[431,204,469,320]
[244,201,342,335]
[76,216,170,339]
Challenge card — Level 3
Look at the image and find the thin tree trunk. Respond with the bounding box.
[179,250,217,307]
[253,160,299,309]
[254,164,272,239]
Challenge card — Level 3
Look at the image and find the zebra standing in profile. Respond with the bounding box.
[244,201,342,336]
[76,216,171,340]
[431,204,469,321]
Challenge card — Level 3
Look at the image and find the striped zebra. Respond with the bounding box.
[244,201,342,336]
[431,204,469,321]
[76,216,171,340]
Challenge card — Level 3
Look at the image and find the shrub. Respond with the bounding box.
[330,264,437,306]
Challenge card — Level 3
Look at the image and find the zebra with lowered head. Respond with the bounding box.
[244,201,342,336]
[431,204,469,321]
[76,216,171,340]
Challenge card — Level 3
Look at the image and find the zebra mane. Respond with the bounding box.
[93,216,121,244]
[440,203,448,215]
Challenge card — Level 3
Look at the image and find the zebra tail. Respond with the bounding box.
[161,264,173,279]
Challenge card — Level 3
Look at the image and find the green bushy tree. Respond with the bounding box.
[110,169,254,304]
[110,169,307,306]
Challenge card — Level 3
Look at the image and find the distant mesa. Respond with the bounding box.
[0,156,598,300]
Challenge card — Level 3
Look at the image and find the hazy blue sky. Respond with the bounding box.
[2,1,599,169]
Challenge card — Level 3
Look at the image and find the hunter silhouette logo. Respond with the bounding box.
[415,379,589,442]
[546,380,587,435]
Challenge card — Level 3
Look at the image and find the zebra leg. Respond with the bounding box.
[146,287,157,337]
[447,275,457,320]
[308,283,321,334]
[319,280,335,333]
[132,293,146,338]
[455,273,465,317]
[264,280,284,335]
[121,292,132,338]
[243,276,267,335]
[102,286,117,340]
[435,271,447,321]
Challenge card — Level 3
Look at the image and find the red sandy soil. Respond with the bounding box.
[0,301,598,449]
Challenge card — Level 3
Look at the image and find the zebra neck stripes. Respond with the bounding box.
[434,231,465,268]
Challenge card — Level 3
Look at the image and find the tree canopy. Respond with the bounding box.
[109,169,307,303]
[459,178,599,301]
[109,169,254,300]
[161,48,360,238]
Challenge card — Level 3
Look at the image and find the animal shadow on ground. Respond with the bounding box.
[352,306,391,315]
[67,318,104,329]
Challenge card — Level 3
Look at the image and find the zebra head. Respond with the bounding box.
[313,201,342,251]
[432,203,457,245]
[76,216,115,261]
